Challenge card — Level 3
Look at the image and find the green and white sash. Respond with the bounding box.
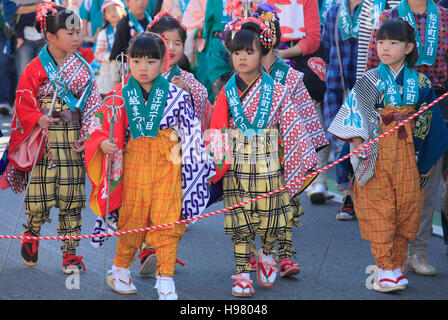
[397,0,439,66]
[165,64,182,82]
[338,0,364,40]
[225,72,274,137]
[377,62,419,107]
[123,75,170,139]
[372,0,386,27]
[270,57,290,85]
[105,24,115,51]
[128,11,152,34]
[320,0,336,24]
[39,44,94,112]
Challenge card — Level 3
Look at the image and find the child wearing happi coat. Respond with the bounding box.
[0,3,102,274]
[85,32,215,299]
[207,18,319,297]
[328,19,448,293]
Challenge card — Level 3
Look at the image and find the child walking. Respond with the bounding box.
[208,18,318,297]
[0,3,102,273]
[94,0,126,95]
[148,11,212,132]
[328,19,448,292]
[85,32,215,299]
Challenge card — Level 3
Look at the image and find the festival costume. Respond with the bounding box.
[85,75,215,277]
[0,45,102,269]
[162,65,213,132]
[268,56,328,151]
[328,65,448,285]
[208,72,318,278]
[267,55,328,266]
[94,24,118,94]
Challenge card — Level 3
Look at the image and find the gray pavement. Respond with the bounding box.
[0,114,447,301]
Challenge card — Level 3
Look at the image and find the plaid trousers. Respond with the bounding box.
[353,105,424,270]
[113,130,185,276]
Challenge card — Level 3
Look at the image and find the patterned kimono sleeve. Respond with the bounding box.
[327,72,381,186]
[206,87,230,183]
[288,74,328,150]
[80,80,103,141]
[177,91,216,218]
[327,74,380,142]
[185,73,210,131]
[85,95,127,217]
[278,94,319,197]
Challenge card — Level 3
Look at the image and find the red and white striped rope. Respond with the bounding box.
[1,91,447,241]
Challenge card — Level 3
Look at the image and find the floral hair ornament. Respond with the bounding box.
[147,11,187,31]
[241,17,273,50]
[36,2,62,35]
[224,19,242,40]
[252,4,279,40]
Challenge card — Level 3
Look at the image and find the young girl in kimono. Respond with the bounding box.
[208,18,318,297]
[94,0,126,95]
[328,19,448,293]
[253,4,329,278]
[85,32,215,299]
[0,3,102,274]
[148,11,213,133]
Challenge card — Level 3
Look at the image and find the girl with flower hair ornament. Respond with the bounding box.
[207,18,318,297]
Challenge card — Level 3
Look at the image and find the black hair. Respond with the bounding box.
[377,18,419,67]
[127,32,166,60]
[147,15,187,43]
[177,54,192,72]
[102,3,126,29]
[35,7,81,36]
[254,8,281,48]
[225,20,270,56]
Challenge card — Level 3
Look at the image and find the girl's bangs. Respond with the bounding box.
[377,19,408,42]
[227,30,258,53]
[128,35,165,60]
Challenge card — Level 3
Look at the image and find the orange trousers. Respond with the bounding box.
[113,130,185,276]
[353,105,424,271]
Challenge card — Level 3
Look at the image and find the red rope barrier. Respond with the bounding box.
[1,91,447,241]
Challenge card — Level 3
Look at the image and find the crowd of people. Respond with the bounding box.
[0,0,447,299]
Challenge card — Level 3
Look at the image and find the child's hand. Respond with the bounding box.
[72,138,85,153]
[100,139,118,155]
[207,178,213,187]
[16,38,24,50]
[171,76,190,94]
[38,115,59,129]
